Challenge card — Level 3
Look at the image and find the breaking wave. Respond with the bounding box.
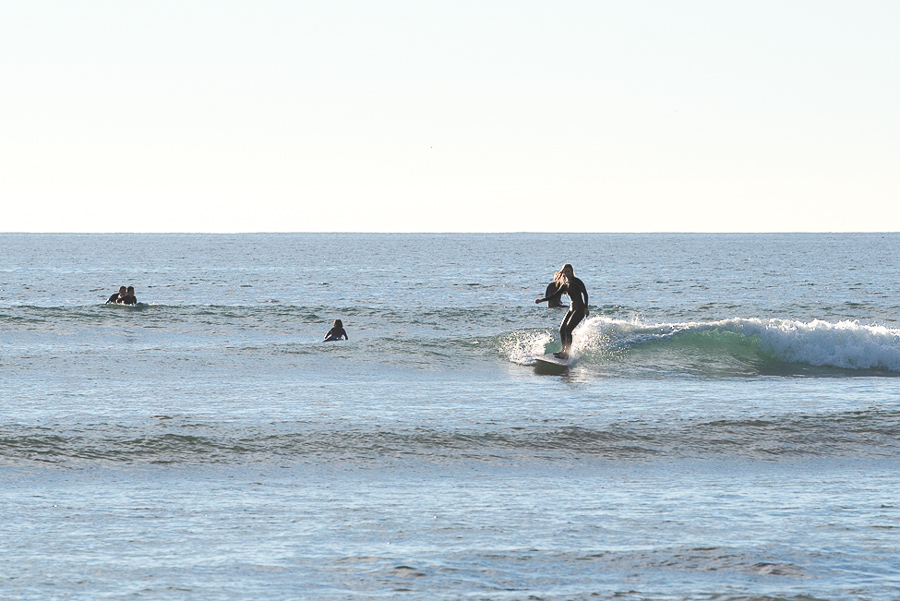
[504,316,900,374]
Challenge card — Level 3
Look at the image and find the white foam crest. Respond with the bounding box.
[571,315,684,356]
[724,318,900,371]
[573,316,900,371]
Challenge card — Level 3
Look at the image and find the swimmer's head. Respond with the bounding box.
[119,286,127,294]
[333,319,343,328]
[126,286,134,293]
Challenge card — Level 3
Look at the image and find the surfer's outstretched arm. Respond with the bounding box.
[536,285,565,305]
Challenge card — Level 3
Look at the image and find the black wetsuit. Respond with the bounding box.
[540,276,588,355]
[119,294,137,306]
[106,292,122,304]
[324,327,348,341]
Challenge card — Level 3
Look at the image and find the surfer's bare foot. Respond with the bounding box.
[553,351,568,359]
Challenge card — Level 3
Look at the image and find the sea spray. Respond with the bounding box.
[500,330,553,364]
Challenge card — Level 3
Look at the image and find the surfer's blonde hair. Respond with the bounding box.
[553,263,574,287]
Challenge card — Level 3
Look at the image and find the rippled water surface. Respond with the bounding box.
[2,233,899,600]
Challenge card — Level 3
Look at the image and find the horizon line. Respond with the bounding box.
[1,231,896,236]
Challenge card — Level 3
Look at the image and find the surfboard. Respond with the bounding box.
[534,353,574,367]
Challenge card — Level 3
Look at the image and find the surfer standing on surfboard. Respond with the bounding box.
[535,263,589,360]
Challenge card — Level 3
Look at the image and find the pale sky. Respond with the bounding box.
[2,1,898,232]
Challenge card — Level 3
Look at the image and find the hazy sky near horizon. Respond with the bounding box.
[2,1,898,233]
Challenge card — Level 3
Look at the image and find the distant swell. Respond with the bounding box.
[3,410,899,467]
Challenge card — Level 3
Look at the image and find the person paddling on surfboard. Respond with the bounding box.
[323,319,348,342]
[535,263,589,360]
[119,286,138,306]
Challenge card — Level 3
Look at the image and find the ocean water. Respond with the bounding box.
[1,233,899,601]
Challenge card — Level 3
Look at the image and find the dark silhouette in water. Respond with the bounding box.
[543,281,567,308]
[119,286,138,306]
[324,319,348,341]
[106,286,127,304]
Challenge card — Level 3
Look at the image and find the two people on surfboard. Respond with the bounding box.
[535,263,589,360]
[106,285,138,306]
